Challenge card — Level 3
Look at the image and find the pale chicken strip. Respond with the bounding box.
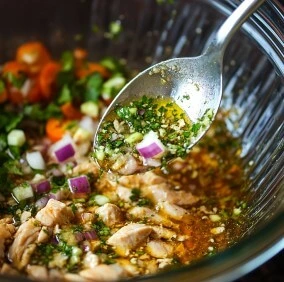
[35,199,74,227]
[96,203,123,227]
[128,206,175,228]
[107,224,152,256]
[8,218,41,270]
[26,265,49,281]
[146,240,174,258]
[158,201,190,221]
[143,183,199,206]
[79,264,127,281]
[0,222,15,264]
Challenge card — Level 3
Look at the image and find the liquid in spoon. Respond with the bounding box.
[93,95,213,175]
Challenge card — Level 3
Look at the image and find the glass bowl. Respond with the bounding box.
[0,0,283,281]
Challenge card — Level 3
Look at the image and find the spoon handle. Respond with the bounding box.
[206,0,265,56]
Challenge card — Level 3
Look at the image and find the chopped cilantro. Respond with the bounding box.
[130,188,151,206]
[84,73,103,102]
[93,220,111,241]
[4,72,26,89]
[0,80,5,93]
[24,103,62,121]
[58,84,72,104]
[130,188,141,202]
[61,51,75,72]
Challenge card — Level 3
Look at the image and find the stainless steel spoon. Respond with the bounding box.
[94,0,265,153]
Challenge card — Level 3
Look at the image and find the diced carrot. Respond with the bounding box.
[60,102,83,120]
[27,79,42,103]
[2,61,28,77]
[2,61,28,105]
[76,62,110,79]
[46,118,68,142]
[16,41,51,75]
[8,90,24,105]
[39,61,61,99]
[73,48,88,61]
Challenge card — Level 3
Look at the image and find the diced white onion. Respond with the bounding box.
[26,151,46,170]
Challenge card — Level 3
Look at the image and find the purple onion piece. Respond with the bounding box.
[68,175,91,194]
[84,230,98,241]
[54,143,75,162]
[34,180,51,194]
[35,197,49,209]
[50,235,60,245]
[137,142,163,158]
[75,232,85,242]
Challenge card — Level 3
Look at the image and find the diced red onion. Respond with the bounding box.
[33,180,51,194]
[54,143,75,162]
[68,175,90,194]
[51,235,60,245]
[136,131,166,159]
[138,109,145,116]
[83,230,98,241]
[76,230,97,243]
[75,232,85,242]
[51,135,75,162]
[35,197,49,209]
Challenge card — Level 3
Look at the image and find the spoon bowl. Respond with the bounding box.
[94,0,265,158]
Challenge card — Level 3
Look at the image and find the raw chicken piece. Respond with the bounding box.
[143,184,199,206]
[96,203,123,227]
[37,226,51,243]
[0,222,15,264]
[64,273,90,282]
[128,206,175,228]
[151,226,176,240]
[116,185,132,202]
[107,224,152,256]
[35,199,74,227]
[118,171,165,187]
[26,265,49,280]
[8,219,41,270]
[79,264,127,281]
[0,263,19,276]
[146,240,174,258]
[158,201,189,220]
